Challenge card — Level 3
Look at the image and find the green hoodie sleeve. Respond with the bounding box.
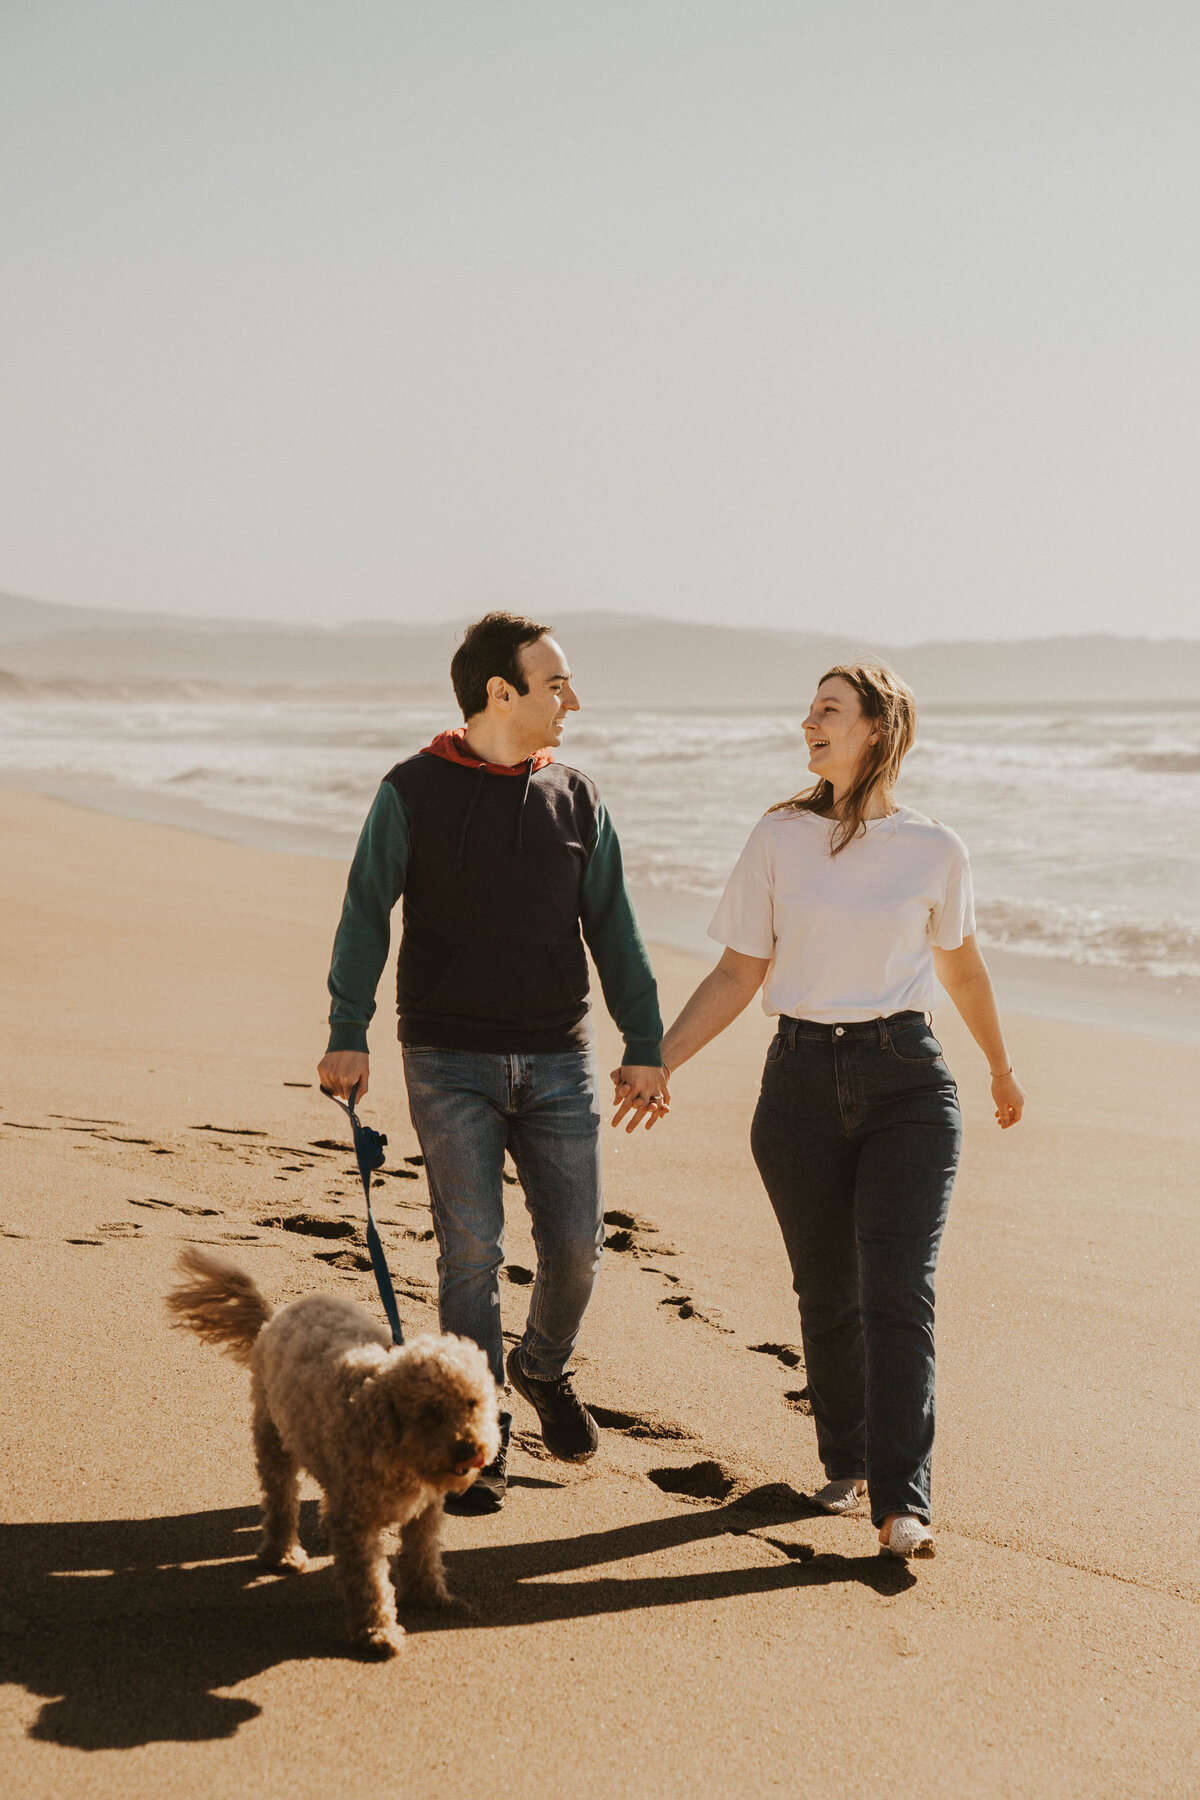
[579,801,663,1066]
[326,782,411,1054]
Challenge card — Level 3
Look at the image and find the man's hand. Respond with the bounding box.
[609,1065,670,1133]
[318,1050,370,1104]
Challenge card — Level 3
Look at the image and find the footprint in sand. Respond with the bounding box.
[190,1125,268,1138]
[48,1115,124,1126]
[748,1341,804,1370]
[783,1387,813,1414]
[315,1247,373,1271]
[128,1198,221,1217]
[396,1285,436,1307]
[501,1264,534,1286]
[254,1212,358,1240]
[602,1209,678,1257]
[511,1428,558,1461]
[60,1120,178,1154]
[604,1207,656,1236]
[657,1292,733,1334]
[761,1536,817,1562]
[589,1404,697,1443]
[646,1461,736,1502]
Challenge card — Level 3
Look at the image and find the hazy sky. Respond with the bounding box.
[2,1,1197,641]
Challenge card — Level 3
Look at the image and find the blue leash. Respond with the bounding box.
[320,1082,404,1345]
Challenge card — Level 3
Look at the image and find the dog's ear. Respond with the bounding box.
[354,1365,408,1445]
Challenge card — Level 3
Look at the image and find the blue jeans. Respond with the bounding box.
[750,1012,961,1528]
[401,1047,604,1389]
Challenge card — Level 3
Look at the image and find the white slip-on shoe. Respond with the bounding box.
[880,1515,935,1558]
[810,1478,867,1515]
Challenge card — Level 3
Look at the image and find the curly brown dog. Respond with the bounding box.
[166,1247,501,1657]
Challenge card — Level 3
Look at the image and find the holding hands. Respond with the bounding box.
[609,1064,671,1132]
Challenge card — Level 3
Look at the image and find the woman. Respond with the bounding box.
[627,663,1025,1557]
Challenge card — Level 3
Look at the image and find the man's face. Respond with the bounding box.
[508,635,580,754]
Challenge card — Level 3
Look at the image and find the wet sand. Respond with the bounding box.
[1,785,1197,1798]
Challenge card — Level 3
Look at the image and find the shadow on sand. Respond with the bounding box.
[1,1486,914,1750]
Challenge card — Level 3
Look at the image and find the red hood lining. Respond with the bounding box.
[420,728,556,776]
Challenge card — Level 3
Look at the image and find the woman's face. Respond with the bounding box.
[802,676,877,791]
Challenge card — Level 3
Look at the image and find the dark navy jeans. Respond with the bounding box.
[401,1047,604,1389]
[750,1011,961,1527]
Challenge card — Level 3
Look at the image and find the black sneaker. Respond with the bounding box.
[506,1345,599,1462]
[443,1442,507,1515]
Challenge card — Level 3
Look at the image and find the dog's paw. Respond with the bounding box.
[354,1625,406,1659]
[258,1543,310,1576]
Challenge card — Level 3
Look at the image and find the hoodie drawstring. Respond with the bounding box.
[453,764,487,870]
[453,757,536,868]
[515,757,534,852]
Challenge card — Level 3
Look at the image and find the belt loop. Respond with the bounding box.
[877,1015,888,1049]
[787,1018,798,1052]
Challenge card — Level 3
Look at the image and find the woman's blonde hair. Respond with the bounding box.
[767,661,917,855]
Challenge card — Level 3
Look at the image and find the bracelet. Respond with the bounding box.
[990,1066,1013,1079]
[661,1062,672,1081]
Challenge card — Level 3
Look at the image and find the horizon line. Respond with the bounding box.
[3,589,1198,651]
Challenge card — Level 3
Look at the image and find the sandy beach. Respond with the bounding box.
[2,783,1197,1799]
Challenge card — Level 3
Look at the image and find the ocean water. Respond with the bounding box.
[2,692,1199,992]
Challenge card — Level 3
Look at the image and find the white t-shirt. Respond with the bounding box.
[707,805,975,1024]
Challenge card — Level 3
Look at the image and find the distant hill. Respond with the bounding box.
[1,591,1198,704]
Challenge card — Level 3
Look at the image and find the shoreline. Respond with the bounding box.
[6,770,1200,1046]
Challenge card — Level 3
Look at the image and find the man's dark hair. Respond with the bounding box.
[451,611,552,721]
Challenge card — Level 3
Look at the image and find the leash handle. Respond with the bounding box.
[320,1083,404,1346]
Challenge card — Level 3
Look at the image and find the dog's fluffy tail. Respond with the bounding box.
[165,1247,273,1364]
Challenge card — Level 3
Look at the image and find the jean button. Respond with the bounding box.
[834,1026,844,1037]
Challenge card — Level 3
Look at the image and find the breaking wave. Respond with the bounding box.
[976,901,1200,982]
[2,690,1199,989]
[1126,751,1200,774]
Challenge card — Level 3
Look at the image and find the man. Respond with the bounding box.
[318,612,669,1513]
